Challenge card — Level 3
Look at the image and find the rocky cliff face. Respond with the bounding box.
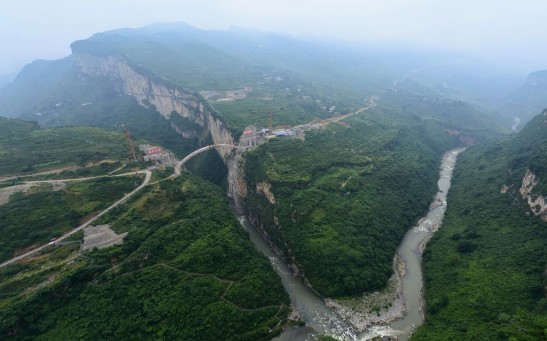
[74,53,234,158]
[73,52,253,210]
[520,169,547,221]
[226,153,248,213]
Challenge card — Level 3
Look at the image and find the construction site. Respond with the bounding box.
[239,110,298,147]
[120,124,180,168]
[138,144,179,167]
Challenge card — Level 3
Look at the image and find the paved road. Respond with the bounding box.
[292,96,377,133]
[0,98,377,268]
[0,170,151,269]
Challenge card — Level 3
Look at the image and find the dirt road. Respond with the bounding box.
[0,170,151,268]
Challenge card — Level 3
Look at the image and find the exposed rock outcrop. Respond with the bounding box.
[520,169,547,221]
[227,153,248,213]
[256,181,276,204]
[0,184,35,206]
[73,53,234,158]
[74,52,249,206]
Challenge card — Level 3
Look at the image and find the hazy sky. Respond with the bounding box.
[1,0,546,74]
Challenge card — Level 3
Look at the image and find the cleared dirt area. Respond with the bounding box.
[0,182,67,206]
[0,184,35,205]
[82,225,127,251]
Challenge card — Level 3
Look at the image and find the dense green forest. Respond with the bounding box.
[244,103,464,297]
[0,176,141,262]
[0,173,289,340]
[2,22,543,340]
[413,111,547,340]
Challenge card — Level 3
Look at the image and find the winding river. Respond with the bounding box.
[362,148,465,340]
[239,148,464,340]
[238,216,357,340]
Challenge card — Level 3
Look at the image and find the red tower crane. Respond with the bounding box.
[120,124,138,162]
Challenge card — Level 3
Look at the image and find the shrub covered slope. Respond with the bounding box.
[0,173,289,340]
[244,104,467,297]
[0,117,129,175]
[413,111,547,340]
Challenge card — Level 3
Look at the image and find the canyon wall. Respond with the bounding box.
[74,53,234,158]
[74,52,251,212]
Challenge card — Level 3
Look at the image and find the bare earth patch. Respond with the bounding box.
[0,184,36,205]
[82,225,127,251]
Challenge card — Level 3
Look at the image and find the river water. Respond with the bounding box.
[363,148,465,340]
[238,148,464,341]
[238,217,357,340]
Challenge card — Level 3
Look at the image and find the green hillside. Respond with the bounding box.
[0,176,141,262]
[0,68,225,184]
[244,103,466,297]
[0,58,74,117]
[0,173,289,340]
[0,117,129,175]
[0,22,524,314]
[413,111,547,340]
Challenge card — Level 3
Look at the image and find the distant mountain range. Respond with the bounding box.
[0,22,538,126]
[500,70,547,127]
[0,72,16,90]
[0,21,545,341]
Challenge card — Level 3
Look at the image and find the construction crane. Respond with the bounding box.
[118,123,138,162]
[251,111,274,132]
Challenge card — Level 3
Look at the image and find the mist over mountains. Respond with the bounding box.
[1,22,545,130]
[0,19,545,341]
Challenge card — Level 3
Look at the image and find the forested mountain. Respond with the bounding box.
[0,22,543,340]
[0,172,290,340]
[414,110,547,340]
[0,23,510,298]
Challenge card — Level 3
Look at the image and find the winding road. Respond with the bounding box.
[0,144,242,268]
[0,170,151,268]
[0,97,376,269]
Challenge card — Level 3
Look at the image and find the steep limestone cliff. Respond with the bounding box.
[74,53,234,158]
[72,52,257,212]
[227,153,248,213]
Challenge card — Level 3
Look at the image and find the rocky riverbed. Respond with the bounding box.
[327,148,465,340]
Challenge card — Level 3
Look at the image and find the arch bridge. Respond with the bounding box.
[172,144,247,177]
